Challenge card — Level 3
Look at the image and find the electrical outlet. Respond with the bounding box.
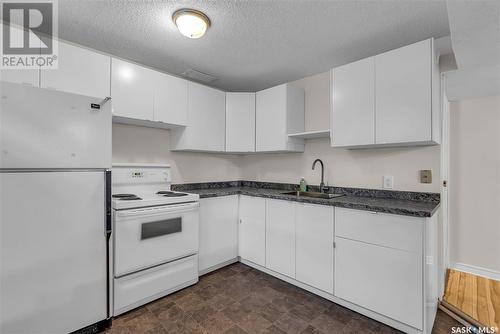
[383,175,394,189]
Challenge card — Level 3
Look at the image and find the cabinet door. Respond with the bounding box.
[41,41,110,98]
[111,58,154,120]
[335,237,423,329]
[256,85,287,151]
[199,196,239,273]
[153,72,188,126]
[183,82,225,151]
[296,203,334,293]
[375,39,432,144]
[225,92,255,152]
[332,58,375,147]
[238,196,266,267]
[265,199,295,278]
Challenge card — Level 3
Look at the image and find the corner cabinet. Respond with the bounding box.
[331,38,440,148]
[199,196,239,274]
[238,196,266,267]
[170,82,226,152]
[225,92,256,153]
[256,84,305,152]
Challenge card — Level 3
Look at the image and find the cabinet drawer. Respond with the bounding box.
[334,237,423,329]
[335,208,423,253]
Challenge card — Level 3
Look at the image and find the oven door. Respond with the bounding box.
[114,202,199,277]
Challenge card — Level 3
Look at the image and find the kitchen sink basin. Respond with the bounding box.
[281,191,345,199]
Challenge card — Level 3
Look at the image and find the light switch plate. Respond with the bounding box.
[420,170,432,183]
[383,175,394,189]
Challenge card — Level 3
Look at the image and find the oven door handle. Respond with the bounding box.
[115,202,199,218]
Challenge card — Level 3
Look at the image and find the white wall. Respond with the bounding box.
[112,71,441,192]
[449,95,500,275]
[112,123,242,184]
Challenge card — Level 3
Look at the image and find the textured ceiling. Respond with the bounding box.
[58,0,450,91]
[444,0,500,100]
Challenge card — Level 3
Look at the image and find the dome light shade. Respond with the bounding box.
[172,9,210,39]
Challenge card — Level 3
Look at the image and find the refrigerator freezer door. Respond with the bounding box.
[0,82,111,169]
[0,172,108,334]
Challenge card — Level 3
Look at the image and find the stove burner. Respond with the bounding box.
[156,191,189,197]
[112,194,142,200]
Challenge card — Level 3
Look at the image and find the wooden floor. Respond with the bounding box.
[443,269,500,330]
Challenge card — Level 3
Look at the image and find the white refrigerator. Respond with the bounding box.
[0,82,112,333]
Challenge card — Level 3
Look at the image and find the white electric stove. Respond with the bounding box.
[111,164,200,316]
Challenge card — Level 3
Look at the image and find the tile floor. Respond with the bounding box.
[107,263,461,334]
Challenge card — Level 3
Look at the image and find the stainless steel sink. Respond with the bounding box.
[281,191,345,199]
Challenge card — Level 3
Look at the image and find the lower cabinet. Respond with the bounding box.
[199,196,239,273]
[238,196,266,267]
[296,203,334,294]
[334,208,424,330]
[265,199,296,278]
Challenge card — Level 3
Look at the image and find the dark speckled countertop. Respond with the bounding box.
[172,181,440,218]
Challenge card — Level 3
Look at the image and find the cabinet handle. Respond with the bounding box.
[21,82,34,86]
[239,219,242,224]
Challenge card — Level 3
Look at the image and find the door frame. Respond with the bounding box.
[439,74,450,298]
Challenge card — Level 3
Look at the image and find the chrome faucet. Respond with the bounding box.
[312,159,325,192]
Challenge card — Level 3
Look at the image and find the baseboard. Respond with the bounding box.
[199,258,239,276]
[449,262,500,281]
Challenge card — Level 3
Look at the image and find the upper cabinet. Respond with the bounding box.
[152,70,188,126]
[110,58,188,126]
[111,58,155,121]
[225,92,256,153]
[375,39,434,144]
[170,82,226,152]
[331,58,375,147]
[331,38,440,148]
[41,41,110,98]
[256,83,305,152]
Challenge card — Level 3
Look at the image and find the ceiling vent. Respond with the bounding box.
[181,69,218,83]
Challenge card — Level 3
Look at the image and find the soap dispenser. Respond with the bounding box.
[299,177,307,192]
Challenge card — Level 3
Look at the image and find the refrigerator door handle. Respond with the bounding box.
[105,170,112,320]
[105,170,112,233]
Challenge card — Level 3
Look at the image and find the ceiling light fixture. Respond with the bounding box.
[172,8,210,39]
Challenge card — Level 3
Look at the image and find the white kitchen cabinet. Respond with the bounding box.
[199,196,239,274]
[225,92,256,152]
[330,38,439,148]
[170,82,226,152]
[265,199,296,278]
[256,83,305,152]
[238,196,266,267]
[111,58,154,121]
[41,41,110,98]
[334,208,424,330]
[295,203,334,293]
[153,71,188,126]
[331,58,375,147]
[335,237,423,329]
[375,39,434,145]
